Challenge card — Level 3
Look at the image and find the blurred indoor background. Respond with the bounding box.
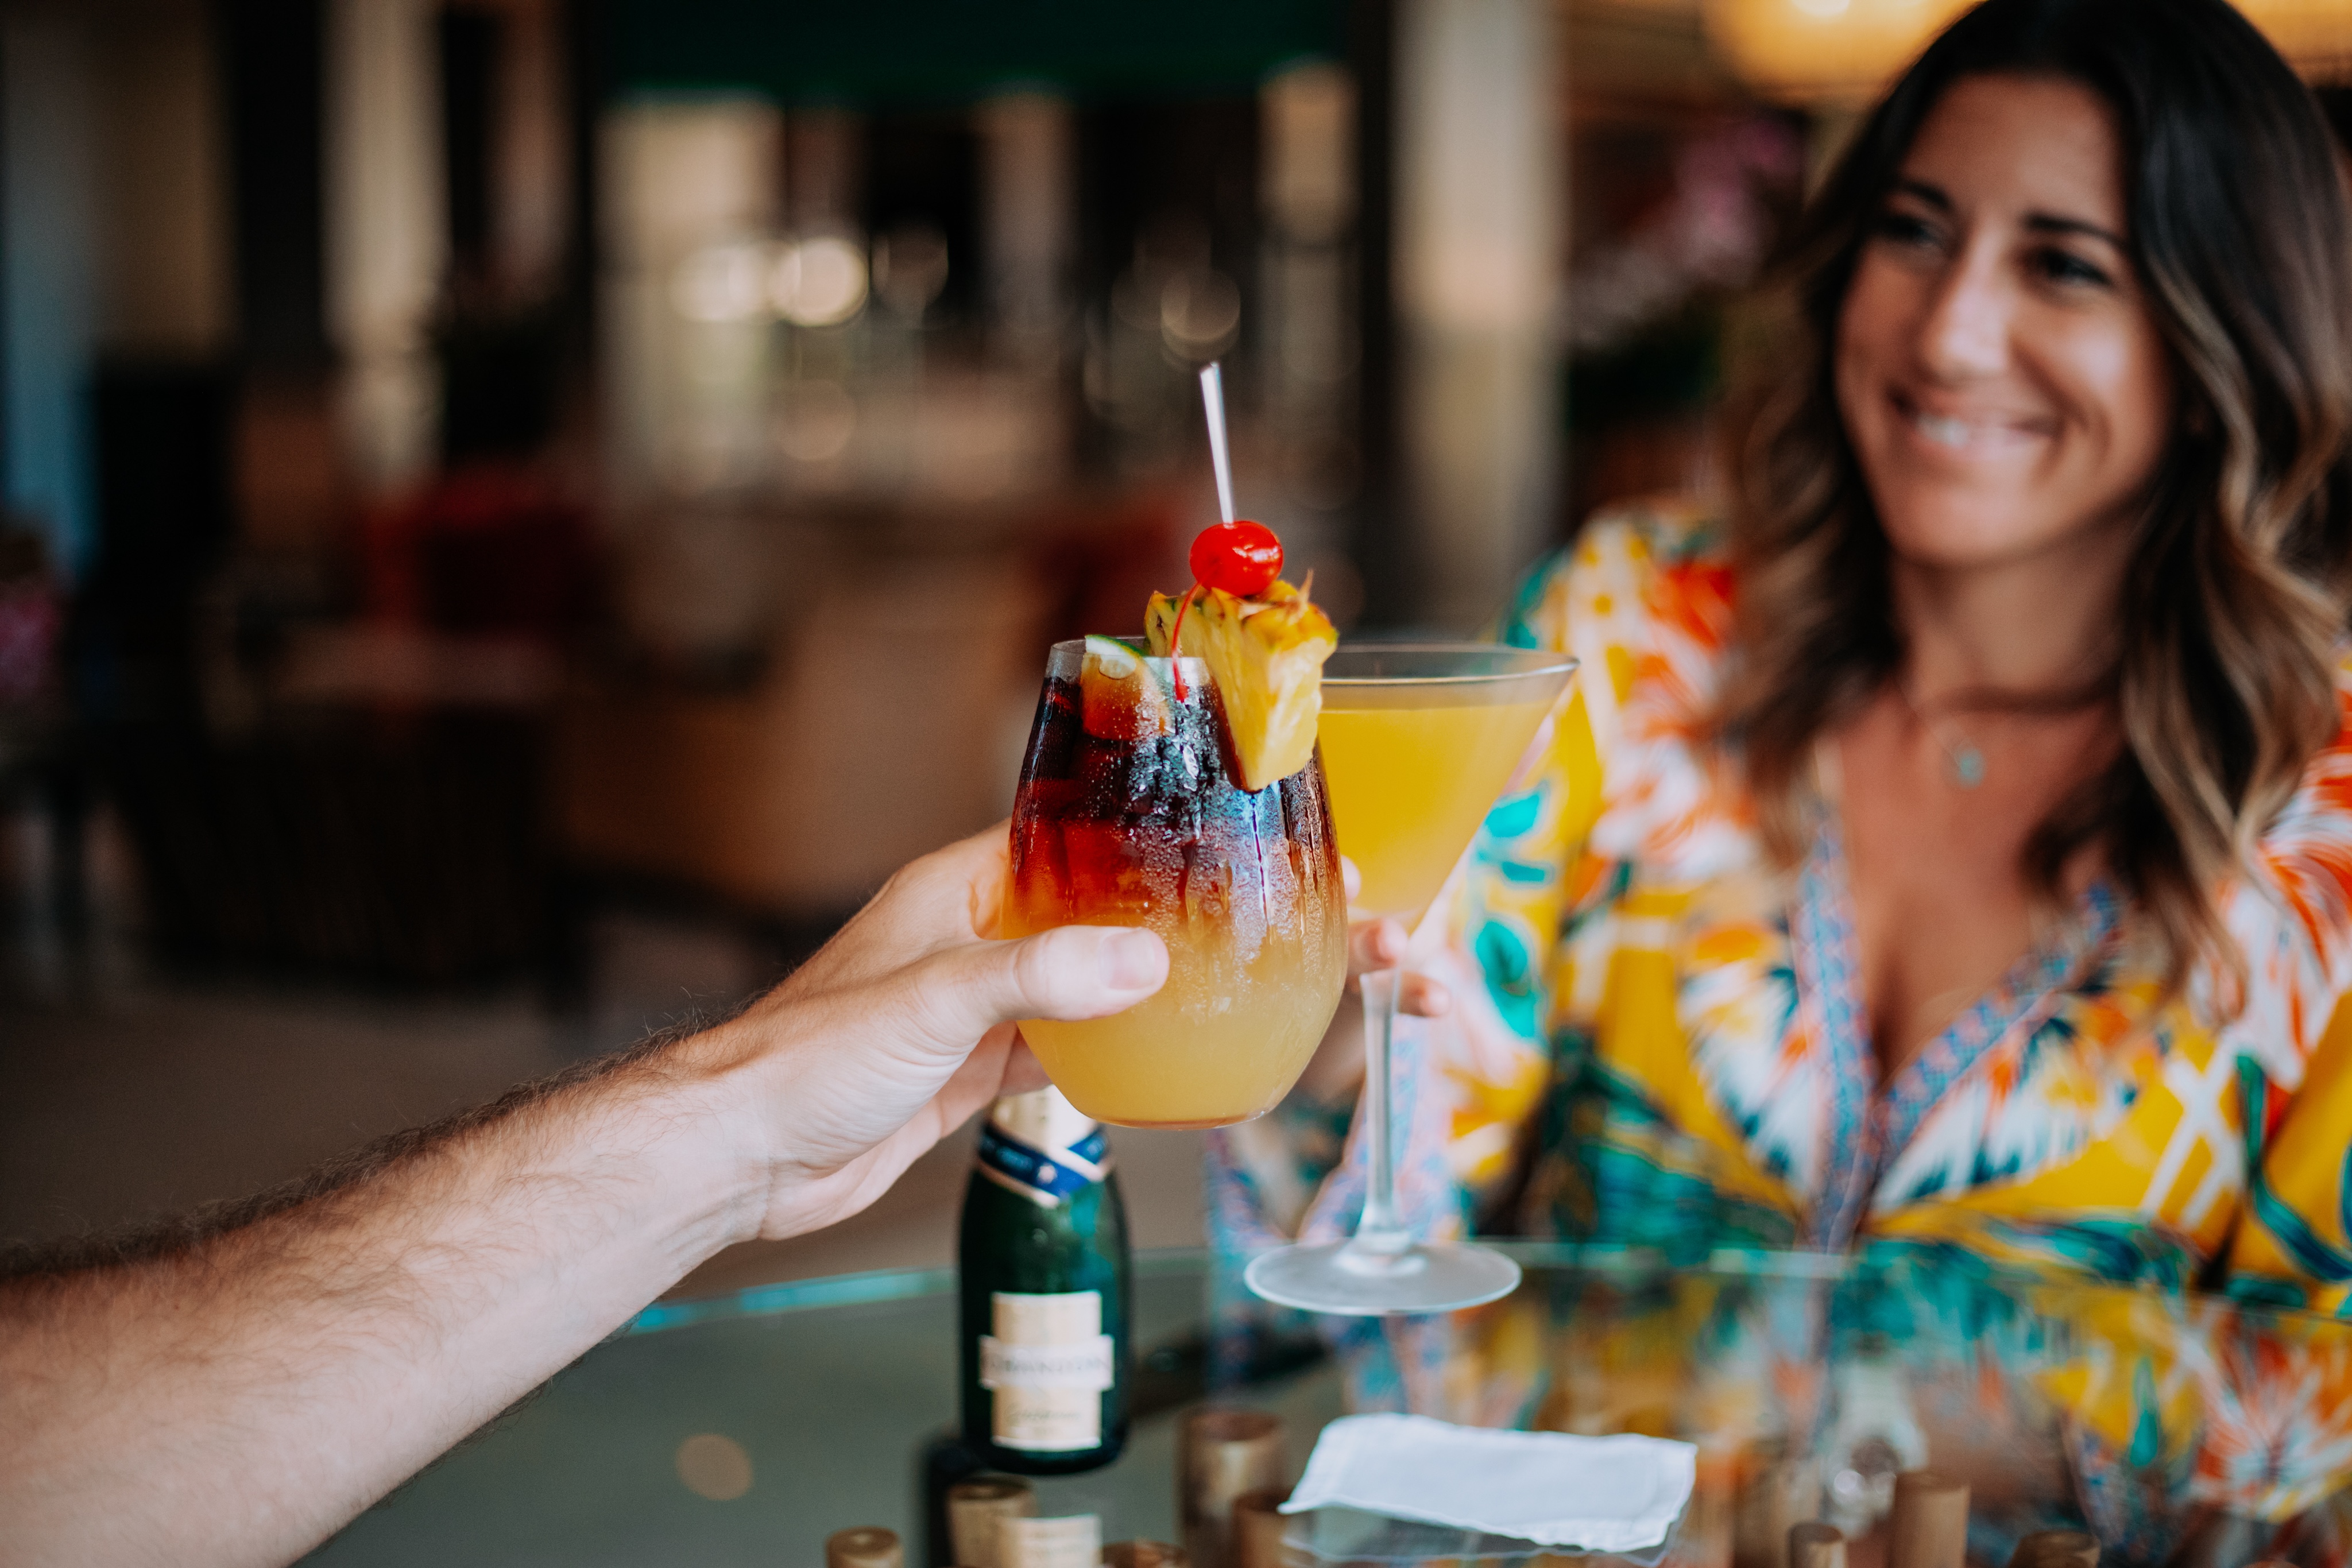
[5,0,2351,1288]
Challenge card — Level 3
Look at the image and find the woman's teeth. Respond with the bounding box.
[1915,411,1975,448]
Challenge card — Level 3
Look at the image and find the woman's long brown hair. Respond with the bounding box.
[1721,0,2352,1007]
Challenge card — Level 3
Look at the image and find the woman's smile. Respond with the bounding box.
[1889,388,2053,459]
[1835,73,2173,571]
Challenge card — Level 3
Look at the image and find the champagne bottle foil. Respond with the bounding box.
[977,1117,1112,1209]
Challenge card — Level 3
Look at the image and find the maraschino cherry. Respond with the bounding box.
[1169,521,1284,698]
[1189,520,1283,597]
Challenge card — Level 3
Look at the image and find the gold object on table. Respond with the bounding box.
[1000,1515,1102,1568]
[1102,1542,1187,1568]
[826,1527,904,1568]
[1734,1438,1814,1568]
[1179,1408,1286,1568]
[1232,1490,1291,1568]
[947,1478,1036,1568]
[1788,1521,1847,1568]
[1889,1472,1970,1568]
[2007,1529,2099,1568]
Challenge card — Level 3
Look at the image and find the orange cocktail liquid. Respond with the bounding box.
[1316,691,1560,922]
[1005,659,1348,1129]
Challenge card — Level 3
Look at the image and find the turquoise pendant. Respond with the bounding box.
[1951,745,1987,788]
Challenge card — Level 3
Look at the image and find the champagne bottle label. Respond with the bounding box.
[1000,1514,1101,1568]
[978,1099,1111,1209]
[981,1291,1114,1449]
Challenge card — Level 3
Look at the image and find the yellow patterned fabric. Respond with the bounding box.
[1211,500,2352,1317]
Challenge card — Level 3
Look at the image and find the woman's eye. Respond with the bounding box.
[1870,210,1941,249]
[2032,247,2113,288]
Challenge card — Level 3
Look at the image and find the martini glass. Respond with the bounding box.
[1244,642,1577,1315]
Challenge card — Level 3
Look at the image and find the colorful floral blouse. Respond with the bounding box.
[1208,499,2352,1313]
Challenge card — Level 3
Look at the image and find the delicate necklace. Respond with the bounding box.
[1898,679,1988,789]
[1895,656,2117,792]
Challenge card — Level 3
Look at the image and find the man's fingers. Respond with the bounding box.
[1000,1035,1051,1095]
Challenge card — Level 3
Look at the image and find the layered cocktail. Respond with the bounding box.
[1005,635,1347,1128]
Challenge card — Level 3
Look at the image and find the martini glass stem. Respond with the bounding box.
[1349,967,1413,1256]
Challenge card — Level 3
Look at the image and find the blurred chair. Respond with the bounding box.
[555,544,1050,932]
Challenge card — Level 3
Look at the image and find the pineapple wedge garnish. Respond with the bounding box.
[1145,578,1336,791]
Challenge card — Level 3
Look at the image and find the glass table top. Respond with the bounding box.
[302,1244,2352,1568]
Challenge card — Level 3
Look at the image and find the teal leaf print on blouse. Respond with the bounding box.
[2127,1361,2164,1468]
[1475,917,1538,1039]
[2238,1057,2352,1283]
[1485,790,1542,841]
[1500,550,1566,648]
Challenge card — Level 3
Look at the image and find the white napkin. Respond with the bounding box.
[1282,1413,1697,1552]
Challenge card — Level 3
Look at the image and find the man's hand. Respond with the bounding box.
[684,824,1168,1243]
[0,823,1163,1568]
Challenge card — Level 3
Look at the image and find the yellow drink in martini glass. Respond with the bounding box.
[1317,684,1565,922]
[1245,643,1576,1316]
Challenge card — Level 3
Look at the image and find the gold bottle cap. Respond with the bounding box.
[826,1527,904,1568]
[1233,1491,1291,1568]
[1789,1521,1847,1568]
[2007,1531,2099,1568]
[1181,1408,1287,1567]
[1102,1543,1187,1568]
[1888,1472,1970,1568]
[1181,1407,1285,1505]
[947,1478,1036,1568]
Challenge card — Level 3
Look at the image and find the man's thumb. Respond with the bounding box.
[951,924,1167,1031]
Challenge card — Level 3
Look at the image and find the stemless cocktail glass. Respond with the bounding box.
[1246,643,1577,1315]
[1004,638,1349,1128]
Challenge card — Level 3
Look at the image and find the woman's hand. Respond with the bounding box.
[1293,859,1454,1102]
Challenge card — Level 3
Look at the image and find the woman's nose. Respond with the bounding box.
[1916,251,2013,381]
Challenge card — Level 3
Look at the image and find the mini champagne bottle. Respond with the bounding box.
[958,1087,1132,1475]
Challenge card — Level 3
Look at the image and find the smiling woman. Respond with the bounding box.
[1834,76,2175,579]
[1729,0,2352,1024]
[1212,0,2352,1325]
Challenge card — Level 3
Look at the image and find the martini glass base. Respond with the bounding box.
[1244,1238,1523,1317]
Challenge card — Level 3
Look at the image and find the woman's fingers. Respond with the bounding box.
[1345,917,1453,1017]
[1397,970,1452,1018]
[1347,917,1410,977]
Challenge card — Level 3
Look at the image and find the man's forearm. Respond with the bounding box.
[0,1041,763,1568]
[0,825,1160,1567]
